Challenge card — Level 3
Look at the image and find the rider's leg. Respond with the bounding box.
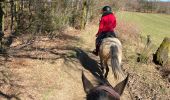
[92,37,100,56]
[93,33,107,56]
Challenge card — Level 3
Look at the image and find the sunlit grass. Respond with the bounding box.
[116,11,170,46]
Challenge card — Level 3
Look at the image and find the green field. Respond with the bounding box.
[117,11,170,46]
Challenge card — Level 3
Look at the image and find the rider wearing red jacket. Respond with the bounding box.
[93,6,117,56]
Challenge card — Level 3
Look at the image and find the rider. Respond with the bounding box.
[92,6,117,56]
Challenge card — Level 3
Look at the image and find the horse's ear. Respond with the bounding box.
[113,74,129,96]
[82,71,94,94]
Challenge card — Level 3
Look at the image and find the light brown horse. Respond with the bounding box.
[99,37,124,80]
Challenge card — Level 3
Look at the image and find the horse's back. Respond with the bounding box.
[99,37,122,59]
[102,37,121,46]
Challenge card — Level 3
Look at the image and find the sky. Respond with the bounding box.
[148,0,170,1]
[159,0,170,1]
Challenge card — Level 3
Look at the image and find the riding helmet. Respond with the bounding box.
[102,6,112,12]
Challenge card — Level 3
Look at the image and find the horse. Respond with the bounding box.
[99,37,124,80]
[82,71,129,100]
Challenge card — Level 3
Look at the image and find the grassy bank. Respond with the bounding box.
[116,11,170,46]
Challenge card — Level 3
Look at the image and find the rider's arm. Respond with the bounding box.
[96,17,104,36]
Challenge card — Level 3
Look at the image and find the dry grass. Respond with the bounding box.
[116,20,170,99]
[115,20,140,44]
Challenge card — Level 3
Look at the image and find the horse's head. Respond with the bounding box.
[82,72,129,100]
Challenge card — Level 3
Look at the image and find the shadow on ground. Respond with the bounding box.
[75,48,104,80]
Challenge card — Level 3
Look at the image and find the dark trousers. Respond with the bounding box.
[95,31,116,53]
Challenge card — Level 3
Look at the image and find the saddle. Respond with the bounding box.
[97,32,116,48]
[93,32,116,56]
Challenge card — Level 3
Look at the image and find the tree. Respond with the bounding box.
[0,0,5,31]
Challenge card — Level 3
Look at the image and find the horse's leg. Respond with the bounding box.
[104,60,109,78]
[99,55,104,74]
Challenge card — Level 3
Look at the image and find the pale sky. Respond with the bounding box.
[160,0,170,1]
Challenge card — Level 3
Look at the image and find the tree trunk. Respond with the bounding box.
[81,0,87,29]
[153,37,170,66]
[14,0,19,33]
[10,0,14,32]
[0,2,5,31]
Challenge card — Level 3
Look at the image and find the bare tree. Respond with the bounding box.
[0,0,5,31]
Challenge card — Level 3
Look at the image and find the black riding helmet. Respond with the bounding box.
[102,6,112,12]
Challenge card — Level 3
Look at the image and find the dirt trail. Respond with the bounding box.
[0,24,131,100]
[0,23,169,100]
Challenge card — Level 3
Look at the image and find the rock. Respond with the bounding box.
[154,37,170,81]
[153,37,170,67]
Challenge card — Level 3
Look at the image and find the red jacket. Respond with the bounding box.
[96,13,116,36]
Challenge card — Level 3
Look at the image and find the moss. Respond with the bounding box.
[154,37,170,66]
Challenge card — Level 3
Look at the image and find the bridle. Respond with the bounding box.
[90,85,120,100]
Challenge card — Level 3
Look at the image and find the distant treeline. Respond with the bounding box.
[0,0,169,35]
[122,0,170,14]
